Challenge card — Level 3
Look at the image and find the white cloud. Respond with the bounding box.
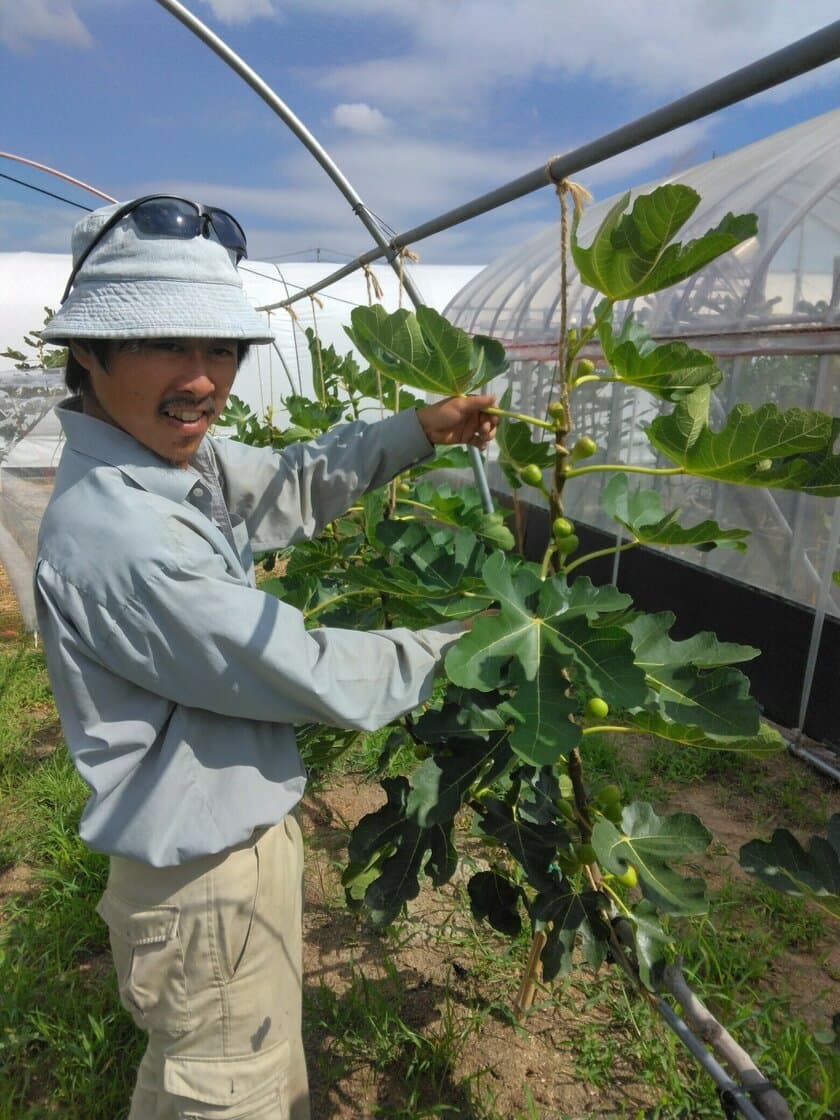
[3,0,836,268]
[0,0,93,50]
[330,103,390,134]
[0,0,278,50]
[297,0,840,116]
[198,0,276,23]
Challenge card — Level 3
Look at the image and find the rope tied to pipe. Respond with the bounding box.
[543,155,593,211]
[397,246,419,308]
[553,176,593,216]
[362,262,385,305]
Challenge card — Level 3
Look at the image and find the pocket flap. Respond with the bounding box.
[96,892,179,946]
[163,1038,288,1106]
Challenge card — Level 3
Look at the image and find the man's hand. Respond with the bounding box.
[416,394,499,452]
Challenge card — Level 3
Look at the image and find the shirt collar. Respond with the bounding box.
[56,397,204,504]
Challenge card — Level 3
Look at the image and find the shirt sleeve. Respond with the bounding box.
[212,410,434,552]
[35,524,462,733]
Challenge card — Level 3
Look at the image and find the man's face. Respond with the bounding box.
[73,339,239,467]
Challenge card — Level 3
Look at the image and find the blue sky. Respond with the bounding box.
[1,0,839,266]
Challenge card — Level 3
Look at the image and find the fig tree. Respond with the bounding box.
[554,533,579,556]
[576,843,597,866]
[556,798,576,823]
[571,436,598,460]
[596,784,623,824]
[598,783,622,807]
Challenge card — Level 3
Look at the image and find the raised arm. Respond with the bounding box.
[216,396,498,552]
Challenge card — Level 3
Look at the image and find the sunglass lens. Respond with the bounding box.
[207,209,248,260]
[132,199,201,238]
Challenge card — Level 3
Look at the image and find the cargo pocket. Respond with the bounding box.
[164,1038,288,1119]
[96,890,191,1035]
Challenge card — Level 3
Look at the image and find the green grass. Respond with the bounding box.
[633,731,834,831]
[305,958,491,1117]
[645,868,839,1119]
[0,636,143,1119]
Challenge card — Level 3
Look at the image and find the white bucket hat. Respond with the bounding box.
[42,197,275,344]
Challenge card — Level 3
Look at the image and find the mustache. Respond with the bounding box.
[158,395,216,414]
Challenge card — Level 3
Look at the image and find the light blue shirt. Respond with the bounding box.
[35,400,462,866]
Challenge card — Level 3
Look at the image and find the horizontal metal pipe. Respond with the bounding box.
[260,19,840,312]
[155,0,495,509]
[787,740,840,783]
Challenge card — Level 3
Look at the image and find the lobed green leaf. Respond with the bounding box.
[600,475,750,552]
[592,803,710,916]
[739,814,840,919]
[345,303,507,397]
[571,185,757,300]
[599,314,723,401]
[647,386,840,495]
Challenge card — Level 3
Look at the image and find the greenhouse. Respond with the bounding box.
[1,6,839,1119]
[446,106,840,746]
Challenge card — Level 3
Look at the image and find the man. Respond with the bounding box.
[35,196,498,1120]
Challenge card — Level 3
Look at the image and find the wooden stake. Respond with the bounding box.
[513,930,547,1019]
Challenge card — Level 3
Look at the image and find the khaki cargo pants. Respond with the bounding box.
[96,816,309,1119]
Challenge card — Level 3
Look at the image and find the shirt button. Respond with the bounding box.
[193,486,205,496]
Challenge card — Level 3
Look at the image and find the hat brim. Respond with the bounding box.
[41,278,275,345]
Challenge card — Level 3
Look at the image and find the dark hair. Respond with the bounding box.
[65,340,252,395]
[65,341,110,394]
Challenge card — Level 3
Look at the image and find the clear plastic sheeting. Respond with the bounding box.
[446,108,840,620]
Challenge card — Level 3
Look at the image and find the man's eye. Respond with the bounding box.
[149,341,182,352]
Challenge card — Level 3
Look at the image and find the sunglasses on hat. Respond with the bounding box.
[61,195,249,303]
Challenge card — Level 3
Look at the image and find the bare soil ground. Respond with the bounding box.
[300,769,839,1120]
[1,563,838,1118]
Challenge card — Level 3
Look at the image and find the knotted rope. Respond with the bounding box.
[397,246,420,308]
[362,262,385,306]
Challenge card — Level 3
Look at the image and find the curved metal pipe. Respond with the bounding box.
[0,151,116,203]
[153,0,422,307]
[153,0,493,512]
